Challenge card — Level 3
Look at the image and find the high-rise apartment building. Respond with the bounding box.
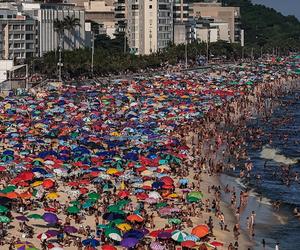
[127,0,173,55]
[191,1,242,43]
[22,2,86,56]
[0,3,38,60]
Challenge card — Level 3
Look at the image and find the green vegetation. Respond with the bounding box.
[224,0,300,49]
[30,0,300,78]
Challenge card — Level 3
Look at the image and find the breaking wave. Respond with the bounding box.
[260,145,298,165]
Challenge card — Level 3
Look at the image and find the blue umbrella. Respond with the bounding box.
[121,237,139,248]
[123,230,144,239]
[82,238,100,247]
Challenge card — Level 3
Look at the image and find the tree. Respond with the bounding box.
[63,15,81,49]
[53,19,65,49]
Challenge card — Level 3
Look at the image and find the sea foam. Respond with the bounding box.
[260,145,298,165]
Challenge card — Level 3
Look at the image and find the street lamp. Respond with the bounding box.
[91,31,95,76]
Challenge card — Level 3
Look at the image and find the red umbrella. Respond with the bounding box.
[43,179,54,189]
[127,214,144,223]
[210,241,224,247]
[101,245,117,250]
[68,181,79,187]
[117,190,130,198]
[181,241,196,248]
[160,176,174,185]
[149,230,162,238]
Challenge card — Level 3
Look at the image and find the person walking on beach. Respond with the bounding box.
[275,241,280,250]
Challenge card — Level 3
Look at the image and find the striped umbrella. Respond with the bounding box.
[150,241,165,250]
[171,230,188,242]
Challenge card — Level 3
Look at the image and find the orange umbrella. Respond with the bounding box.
[191,224,209,238]
[6,192,19,199]
[127,214,144,223]
[19,191,32,199]
[43,179,54,189]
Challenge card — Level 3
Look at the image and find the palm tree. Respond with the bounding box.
[63,15,81,49]
[53,19,65,81]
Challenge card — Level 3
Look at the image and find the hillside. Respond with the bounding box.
[192,0,300,50]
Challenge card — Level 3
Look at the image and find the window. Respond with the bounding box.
[0,15,3,19]
[26,25,34,31]
[149,5,152,9]
[7,15,12,19]
[26,34,34,40]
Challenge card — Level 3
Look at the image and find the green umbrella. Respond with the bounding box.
[0,205,8,213]
[109,218,125,225]
[88,192,100,200]
[115,199,131,207]
[187,191,203,200]
[70,200,80,206]
[0,215,11,223]
[67,206,80,214]
[156,202,168,208]
[187,196,200,203]
[28,214,43,219]
[0,185,16,194]
[168,218,182,224]
[107,205,122,213]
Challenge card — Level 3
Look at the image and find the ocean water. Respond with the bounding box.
[221,90,300,250]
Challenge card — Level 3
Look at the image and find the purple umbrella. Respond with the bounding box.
[120,237,139,248]
[42,213,58,224]
[158,231,172,239]
[46,229,60,237]
[64,225,78,233]
[150,241,165,250]
[16,215,29,221]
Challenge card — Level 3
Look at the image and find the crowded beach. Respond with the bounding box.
[0,55,299,250]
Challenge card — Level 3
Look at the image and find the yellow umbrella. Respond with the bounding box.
[168,193,179,199]
[141,170,153,176]
[143,180,153,187]
[31,181,43,187]
[116,223,132,232]
[106,168,119,175]
[46,192,60,200]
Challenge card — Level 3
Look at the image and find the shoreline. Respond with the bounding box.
[181,76,300,249]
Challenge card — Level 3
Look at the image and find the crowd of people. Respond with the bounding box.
[0,55,299,250]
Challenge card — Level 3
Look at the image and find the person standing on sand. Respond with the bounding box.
[275,241,279,250]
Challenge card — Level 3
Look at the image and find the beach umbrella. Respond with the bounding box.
[181,241,196,248]
[171,230,187,242]
[187,191,203,200]
[67,206,80,214]
[158,231,172,239]
[168,218,182,225]
[101,245,117,250]
[16,215,29,222]
[150,241,165,250]
[0,215,11,223]
[127,214,144,223]
[123,229,145,239]
[116,223,132,231]
[210,241,224,247]
[0,205,8,213]
[82,238,100,247]
[15,241,38,250]
[120,237,139,248]
[28,214,43,219]
[37,233,51,240]
[105,228,122,241]
[88,192,100,200]
[191,225,209,238]
[46,192,59,200]
[42,213,58,224]
[63,225,78,233]
[103,212,125,221]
